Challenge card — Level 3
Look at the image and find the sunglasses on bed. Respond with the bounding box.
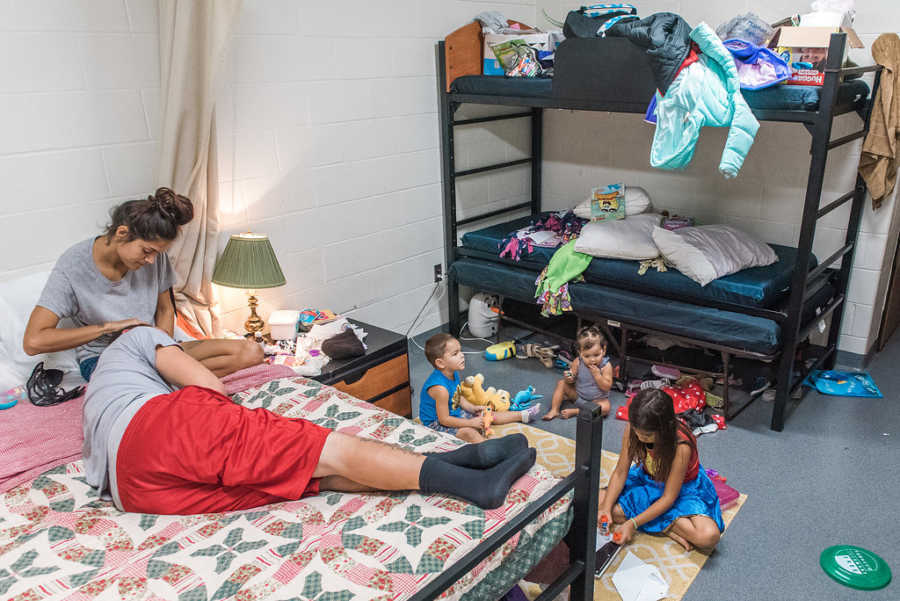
[27,361,85,407]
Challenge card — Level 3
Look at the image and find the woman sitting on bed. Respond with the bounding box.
[85,326,536,514]
[22,188,263,380]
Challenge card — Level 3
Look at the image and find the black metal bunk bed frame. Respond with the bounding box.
[436,33,883,432]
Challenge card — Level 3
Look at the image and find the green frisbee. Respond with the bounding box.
[820,545,892,590]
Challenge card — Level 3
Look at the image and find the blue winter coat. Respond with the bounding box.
[651,23,759,178]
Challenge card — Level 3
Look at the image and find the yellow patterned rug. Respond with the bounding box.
[493,423,747,601]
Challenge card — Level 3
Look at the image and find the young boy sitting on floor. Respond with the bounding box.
[420,333,541,443]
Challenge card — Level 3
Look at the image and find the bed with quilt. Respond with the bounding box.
[0,376,575,601]
[452,213,836,358]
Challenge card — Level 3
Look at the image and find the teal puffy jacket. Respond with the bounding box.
[651,23,759,178]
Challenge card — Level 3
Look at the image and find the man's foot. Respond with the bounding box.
[521,404,542,423]
[428,433,527,468]
[561,408,580,419]
[542,409,559,421]
[667,529,693,552]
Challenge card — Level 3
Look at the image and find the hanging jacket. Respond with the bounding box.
[607,12,692,95]
[859,33,900,209]
[650,22,759,178]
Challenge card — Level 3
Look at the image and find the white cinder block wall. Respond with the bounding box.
[0,0,160,281]
[536,0,900,356]
[216,0,537,336]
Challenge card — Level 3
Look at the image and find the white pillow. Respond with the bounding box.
[0,270,79,391]
[574,213,663,260]
[652,225,778,286]
[574,185,652,220]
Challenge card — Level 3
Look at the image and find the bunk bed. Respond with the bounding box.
[437,32,883,432]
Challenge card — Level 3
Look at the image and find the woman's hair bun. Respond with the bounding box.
[152,187,194,227]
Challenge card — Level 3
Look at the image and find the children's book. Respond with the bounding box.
[590,183,625,222]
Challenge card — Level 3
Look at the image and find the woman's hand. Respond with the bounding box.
[103,318,148,334]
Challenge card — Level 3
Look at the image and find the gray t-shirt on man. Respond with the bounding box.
[37,238,176,364]
[83,327,179,509]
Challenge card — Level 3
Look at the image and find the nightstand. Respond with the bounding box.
[312,320,411,417]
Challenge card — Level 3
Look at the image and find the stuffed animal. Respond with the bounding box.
[510,386,543,411]
[453,373,511,412]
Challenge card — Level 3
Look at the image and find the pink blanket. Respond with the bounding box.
[0,363,295,493]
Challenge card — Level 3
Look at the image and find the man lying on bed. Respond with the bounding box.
[85,326,536,515]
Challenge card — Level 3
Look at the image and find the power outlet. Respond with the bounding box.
[433,264,443,283]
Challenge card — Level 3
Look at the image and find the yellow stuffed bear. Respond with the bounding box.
[453,373,511,412]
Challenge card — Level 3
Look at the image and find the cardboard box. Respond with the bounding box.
[483,32,550,76]
[768,24,863,85]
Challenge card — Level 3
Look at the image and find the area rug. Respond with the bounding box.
[493,423,747,601]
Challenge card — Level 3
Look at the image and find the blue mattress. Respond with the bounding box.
[450,76,869,112]
[450,258,834,355]
[460,214,817,308]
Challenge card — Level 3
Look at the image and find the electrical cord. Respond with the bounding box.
[406,282,444,351]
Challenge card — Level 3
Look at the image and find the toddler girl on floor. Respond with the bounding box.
[543,325,612,420]
[598,388,724,551]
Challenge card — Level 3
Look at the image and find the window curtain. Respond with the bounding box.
[157,0,241,337]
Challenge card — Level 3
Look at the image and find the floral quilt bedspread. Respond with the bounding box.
[0,377,571,601]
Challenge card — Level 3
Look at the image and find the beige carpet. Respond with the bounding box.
[493,423,747,601]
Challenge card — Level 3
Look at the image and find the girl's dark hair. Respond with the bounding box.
[104,187,194,242]
[627,388,694,483]
[576,324,607,352]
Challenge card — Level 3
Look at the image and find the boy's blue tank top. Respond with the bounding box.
[419,369,461,425]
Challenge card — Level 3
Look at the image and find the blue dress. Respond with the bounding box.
[617,444,725,533]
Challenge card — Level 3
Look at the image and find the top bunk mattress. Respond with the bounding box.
[450,75,870,113]
[460,214,818,308]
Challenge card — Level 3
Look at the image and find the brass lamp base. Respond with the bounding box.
[244,294,265,336]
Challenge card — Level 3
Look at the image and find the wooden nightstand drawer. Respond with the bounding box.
[373,385,412,417]
[331,354,409,399]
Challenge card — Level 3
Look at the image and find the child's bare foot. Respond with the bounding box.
[561,408,580,419]
[667,529,693,552]
[542,410,559,421]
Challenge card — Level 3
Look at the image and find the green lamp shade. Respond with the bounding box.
[212,233,286,289]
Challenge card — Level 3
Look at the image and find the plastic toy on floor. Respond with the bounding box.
[804,370,883,398]
[510,386,543,411]
[453,373,511,411]
[485,340,516,361]
[482,407,494,437]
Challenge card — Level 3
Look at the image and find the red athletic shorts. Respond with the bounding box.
[116,385,332,515]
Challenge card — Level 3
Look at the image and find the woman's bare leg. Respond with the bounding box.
[313,432,425,490]
[182,338,264,377]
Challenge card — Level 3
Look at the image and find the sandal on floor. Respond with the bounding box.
[534,346,557,368]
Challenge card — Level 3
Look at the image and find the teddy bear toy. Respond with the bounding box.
[452,373,511,412]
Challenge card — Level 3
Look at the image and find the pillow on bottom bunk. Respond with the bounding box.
[574,213,662,260]
[652,224,778,286]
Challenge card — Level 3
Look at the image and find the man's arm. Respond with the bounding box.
[155,344,225,394]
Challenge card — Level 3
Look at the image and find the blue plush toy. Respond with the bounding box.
[510,386,543,411]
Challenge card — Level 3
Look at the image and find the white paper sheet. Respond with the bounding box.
[611,551,669,601]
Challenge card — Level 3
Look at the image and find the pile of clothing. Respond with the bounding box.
[498,210,585,262]
[617,368,726,436]
[264,317,367,377]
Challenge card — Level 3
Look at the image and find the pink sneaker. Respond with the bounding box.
[651,365,680,380]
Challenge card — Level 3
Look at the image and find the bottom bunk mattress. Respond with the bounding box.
[461,213,816,308]
[0,377,571,601]
[451,257,835,356]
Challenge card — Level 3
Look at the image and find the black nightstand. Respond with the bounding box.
[311,320,411,417]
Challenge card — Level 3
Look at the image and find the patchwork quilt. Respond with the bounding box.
[0,377,572,601]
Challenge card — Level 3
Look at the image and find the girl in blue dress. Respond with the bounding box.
[598,388,724,551]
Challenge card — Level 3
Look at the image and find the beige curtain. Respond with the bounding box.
[157,0,241,337]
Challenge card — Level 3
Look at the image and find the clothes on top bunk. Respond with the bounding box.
[648,23,760,178]
[606,12,692,95]
[534,240,591,316]
[859,33,900,209]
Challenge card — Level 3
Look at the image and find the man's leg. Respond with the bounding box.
[182,338,264,377]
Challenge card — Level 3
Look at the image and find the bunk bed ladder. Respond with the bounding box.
[771,33,880,431]
[436,42,543,336]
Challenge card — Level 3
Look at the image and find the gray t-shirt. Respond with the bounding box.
[37,238,176,364]
[83,327,179,508]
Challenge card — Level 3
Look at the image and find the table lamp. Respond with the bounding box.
[211,233,286,336]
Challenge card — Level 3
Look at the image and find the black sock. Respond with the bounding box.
[419,447,537,509]
[425,433,528,469]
